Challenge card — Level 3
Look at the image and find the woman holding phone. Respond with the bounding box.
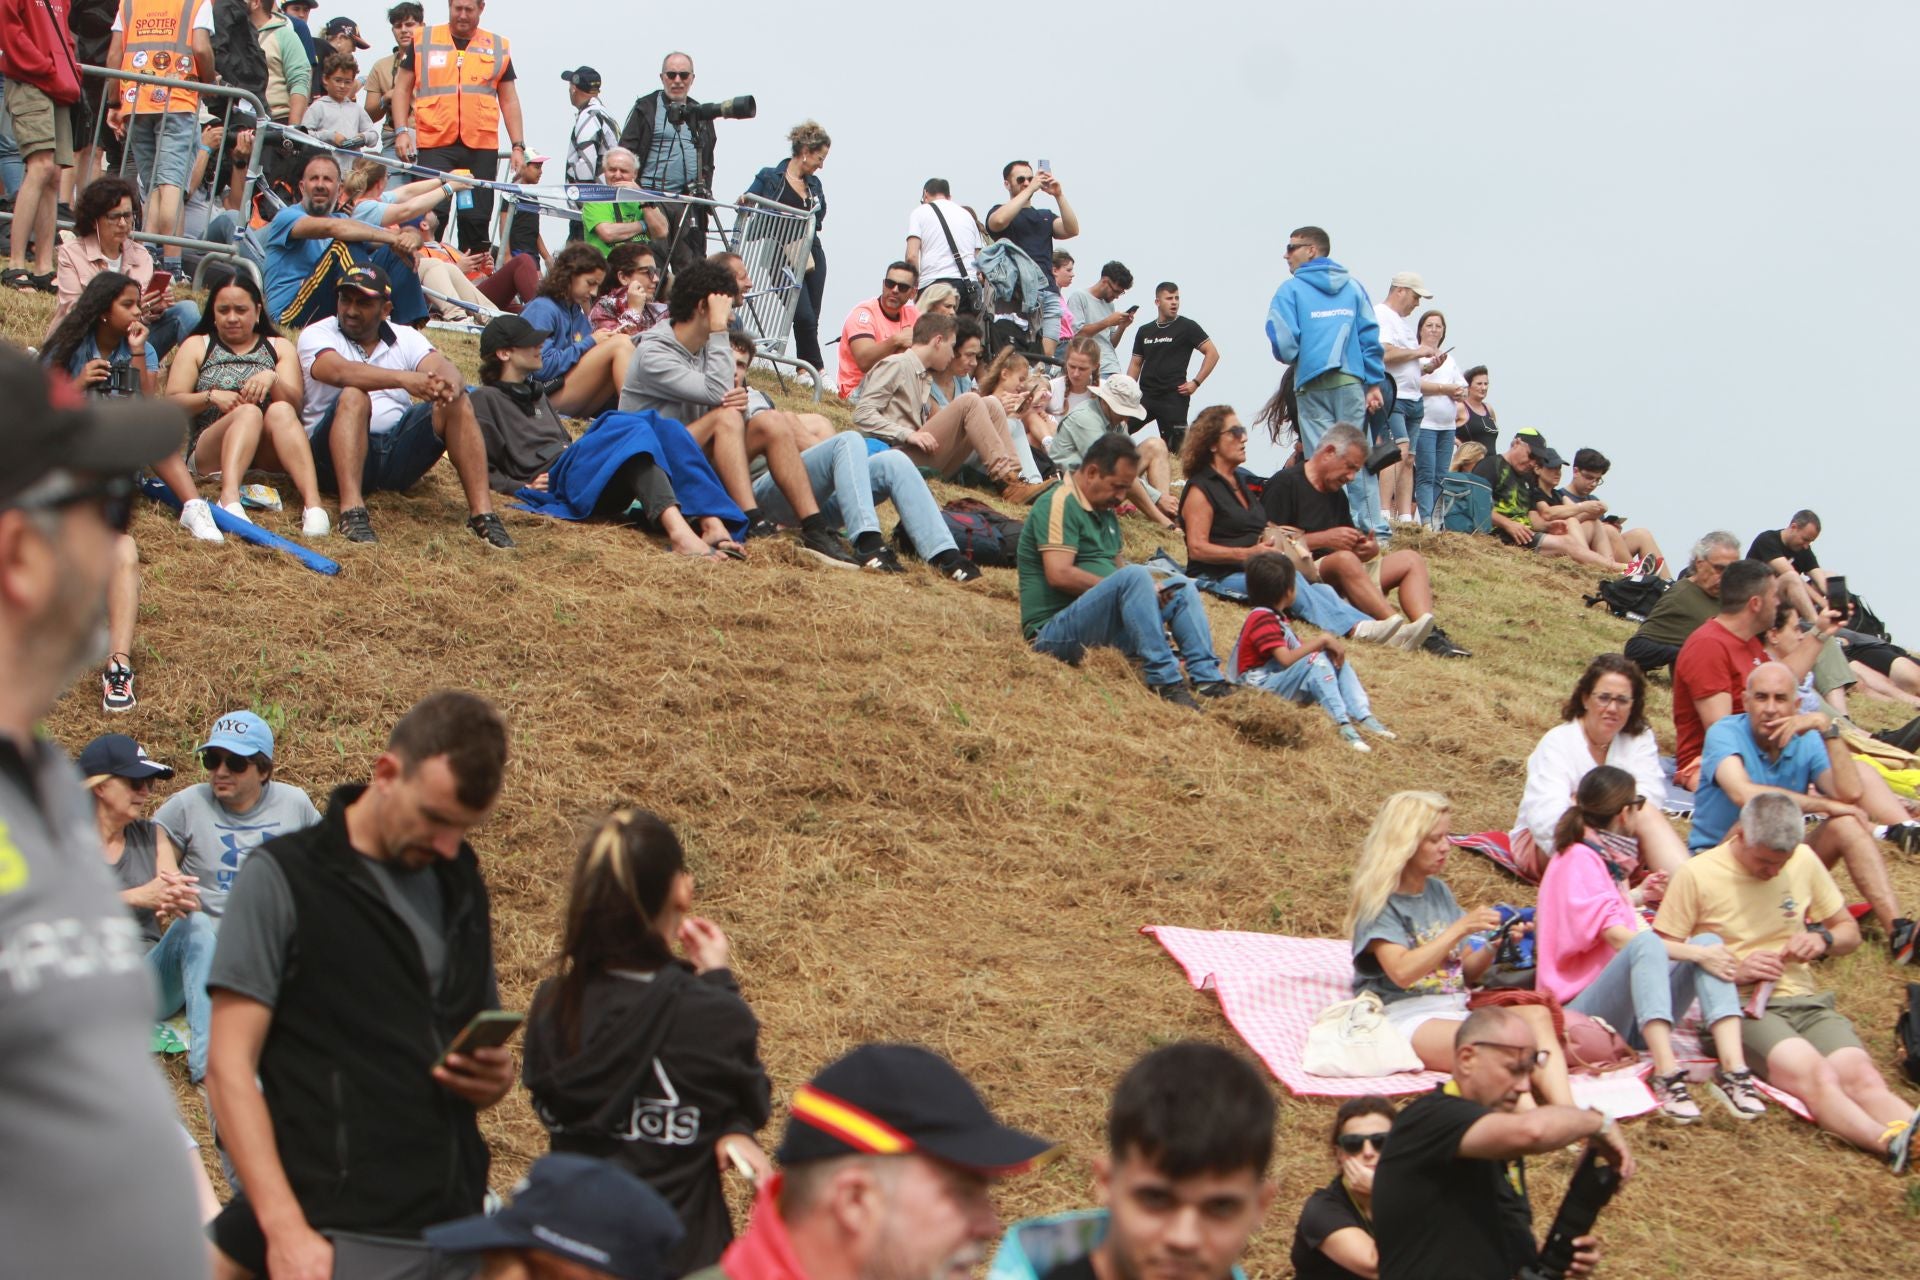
[49,176,200,359]
[523,810,773,1276]
[1413,310,1466,523]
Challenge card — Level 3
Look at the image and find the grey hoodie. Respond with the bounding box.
[618,325,732,426]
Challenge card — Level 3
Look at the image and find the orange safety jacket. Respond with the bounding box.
[117,0,204,115]
[410,23,509,149]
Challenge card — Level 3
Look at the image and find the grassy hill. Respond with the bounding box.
[6,286,1919,1278]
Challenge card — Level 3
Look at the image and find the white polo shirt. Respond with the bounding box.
[297,317,437,435]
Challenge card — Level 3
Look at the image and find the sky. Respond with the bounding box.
[455,0,1915,641]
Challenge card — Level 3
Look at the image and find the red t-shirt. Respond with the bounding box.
[1234,607,1294,674]
[1672,619,1765,769]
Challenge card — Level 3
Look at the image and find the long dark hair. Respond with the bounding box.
[42,272,139,372]
[1562,652,1648,737]
[1552,764,1638,855]
[192,272,280,347]
[540,241,608,306]
[538,809,688,1052]
[1255,365,1297,448]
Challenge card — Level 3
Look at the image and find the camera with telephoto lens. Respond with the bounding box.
[103,362,143,397]
[664,95,756,126]
[1518,1144,1622,1280]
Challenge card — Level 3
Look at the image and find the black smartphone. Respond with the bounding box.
[1825,574,1849,618]
[442,1010,524,1062]
[1126,304,1139,314]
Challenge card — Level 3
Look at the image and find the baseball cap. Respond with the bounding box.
[280,0,315,12]
[560,66,603,92]
[480,314,553,362]
[78,734,175,783]
[1089,374,1147,422]
[322,16,370,46]
[337,263,391,299]
[777,1043,1057,1176]
[424,1154,683,1280]
[0,343,186,508]
[1514,428,1564,468]
[196,711,276,761]
[1389,271,1432,298]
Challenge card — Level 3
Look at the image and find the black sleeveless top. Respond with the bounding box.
[1182,467,1267,575]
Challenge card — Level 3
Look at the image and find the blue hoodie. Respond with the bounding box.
[1265,258,1384,386]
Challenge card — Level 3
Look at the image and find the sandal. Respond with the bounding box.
[26,270,56,294]
[671,543,727,562]
[2,267,32,292]
[714,539,747,561]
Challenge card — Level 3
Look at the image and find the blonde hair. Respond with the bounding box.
[916,281,958,314]
[787,119,831,155]
[342,157,387,204]
[976,347,1028,397]
[1450,442,1486,471]
[1343,791,1452,936]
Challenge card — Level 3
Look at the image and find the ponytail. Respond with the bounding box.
[1551,765,1638,856]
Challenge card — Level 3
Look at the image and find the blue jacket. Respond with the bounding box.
[1265,257,1384,385]
[514,410,746,540]
[519,296,595,383]
[744,160,826,230]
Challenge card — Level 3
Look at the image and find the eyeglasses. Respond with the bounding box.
[1590,693,1633,709]
[1576,469,1606,487]
[6,472,137,533]
[631,264,659,277]
[1335,1132,1389,1154]
[881,279,915,293]
[662,70,693,80]
[201,748,259,773]
[1224,426,1248,439]
[103,208,136,223]
[1468,1042,1550,1075]
[1625,795,1648,811]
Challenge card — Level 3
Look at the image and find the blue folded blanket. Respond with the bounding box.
[514,409,746,540]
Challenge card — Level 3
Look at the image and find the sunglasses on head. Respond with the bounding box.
[6,472,137,533]
[1336,1132,1388,1154]
[201,748,258,773]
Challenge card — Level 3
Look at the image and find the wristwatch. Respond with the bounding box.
[1820,722,1842,741]
[1808,922,1835,957]
[1585,1107,1614,1139]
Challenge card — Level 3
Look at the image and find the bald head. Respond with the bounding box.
[1746,661,1797,699]
[1454,1005,1525,1052]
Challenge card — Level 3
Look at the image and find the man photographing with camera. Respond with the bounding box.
[620,51,755,274]
[1372,1006,1634,1279]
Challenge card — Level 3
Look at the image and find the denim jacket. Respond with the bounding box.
[744,160,826,230]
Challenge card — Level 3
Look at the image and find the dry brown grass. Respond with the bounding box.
[8,285,1920,1278]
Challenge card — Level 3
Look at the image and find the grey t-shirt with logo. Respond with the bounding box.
[153,780,322,917]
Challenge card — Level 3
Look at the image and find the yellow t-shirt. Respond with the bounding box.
[1651,839,1844,1000]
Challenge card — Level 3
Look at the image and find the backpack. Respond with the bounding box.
[894,498,1024,569]
[1585,574,1669,622]
[1432,471,1492,534]
[1874,715,1920,755]
[212,0,269,101]
[1849,593,1893,642]
[1897,983,1920,1085]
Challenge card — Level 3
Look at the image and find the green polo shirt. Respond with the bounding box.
[581,200,652,257]
[1017,478,1123,639]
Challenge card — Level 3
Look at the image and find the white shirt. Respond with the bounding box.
[905,198,980,289]
[1047,376,1091,418]
[296,317,438,435]
[1420,352,1465,431]
[1511,720,1669,855]
[1378,304,1422,400]
[567,98,621,184]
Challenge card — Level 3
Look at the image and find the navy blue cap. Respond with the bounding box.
[423,1154,684,1280]
[78,734,175,782]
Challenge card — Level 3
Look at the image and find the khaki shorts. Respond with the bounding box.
[1742,991,1864,1073]
[2,79,74,166]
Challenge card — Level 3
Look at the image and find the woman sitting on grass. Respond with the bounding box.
[1290,1096,1394,1280]
[523,809,773,1276]
[519,242,637,417]
[1534,766,1766,1124]
[165,273,328,537]
[42,272,222,542]
[1347,790,1575,1106]
[1232,552,1393,753]
[974,346,1050,483]
[588,241,669,337]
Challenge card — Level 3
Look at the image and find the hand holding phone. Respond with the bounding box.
[441,1009,524,1065]
[145,269,173,297]
[1823,574,1849,618]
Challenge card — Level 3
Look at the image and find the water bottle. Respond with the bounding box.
[451,169,474,212]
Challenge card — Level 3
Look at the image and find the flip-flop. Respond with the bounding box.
[671,543,727,562]
[714,539,748,561]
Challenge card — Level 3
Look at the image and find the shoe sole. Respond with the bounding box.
[1703,1081,1765,1120]
[796,546,861,570]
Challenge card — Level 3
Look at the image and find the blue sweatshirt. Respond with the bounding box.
[1265,258,1384,386]
[519,296,595,382]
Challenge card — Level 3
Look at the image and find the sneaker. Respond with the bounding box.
[1887,1107,1919,1175]
[1423,626,1473,659]
[796,526,860,568]
[1885,822,1920,854]
[338,506,377,544]
[1389,613,1436,652]
[1357,715,1397,740]
[857,544,906,573]
[1651,1070,1702,1124]
[1642,555,1666,578]
[937,555,983,583]
[1154,683,1202,712]
[467,512,516,549]
[1713,1068,1768,1119]
[1338,725,1373,753]
[1194,681,1236,700]
[219,500,253,524]
[1350,616,1404,645]
[239,483,283,512]
[178,497,224,542]
[1892,917,1917,967]
[1624,553,1645,577]
[101,659,136,713]
[300,507,331,538]
[744,516,781,541]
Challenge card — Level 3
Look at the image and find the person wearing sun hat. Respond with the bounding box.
[685,1043,1056,1280]
[425,1153,687,1280]
[1046,372,1178,527]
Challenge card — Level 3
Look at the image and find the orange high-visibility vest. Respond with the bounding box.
[410,24,509,149]
[117,0,204,115]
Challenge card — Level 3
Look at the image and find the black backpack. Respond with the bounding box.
[895,498,1025,569]
[1897,983,1920,1085]
[212,0,269,101]
[1585,574,1668,623]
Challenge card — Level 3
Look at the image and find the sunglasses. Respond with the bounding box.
[662,70,693,80]
[201,748,259,773]
[124,775,156,793]
[7,472,137,533]
[881,279,915,293]
[1625,795,1648,811]
[631,264,660,277]
[1285,241,1313,253]
[1335,1132,1388,1155]
[1225,426,1248,439]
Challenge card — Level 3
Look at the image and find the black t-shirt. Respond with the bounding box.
[1130,315,1209,397]
[1373,1089,1537,1280]
[506,203,539,256]
[988,203,1059,287]
[1747,528,1818,575]
[1040,1255,1098,1280]
[1182,467,1266,575]
[1290,1177,1374,1280]
[1262,462,1354,558]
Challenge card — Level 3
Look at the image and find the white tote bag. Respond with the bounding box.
[1302,992,1423,1078]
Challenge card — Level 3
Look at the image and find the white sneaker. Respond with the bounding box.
[1350,616,1404,645]
[1390,613,1436,652]
[178,498,223,542]
[220,501,253,524]
[301,507,331,538]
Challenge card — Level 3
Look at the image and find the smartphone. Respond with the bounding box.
[1037,157,1050,173]
[442,1009,524,1061]
[1824,574,1849,618]
[1126,304,1139,314]
[145,269,173,297]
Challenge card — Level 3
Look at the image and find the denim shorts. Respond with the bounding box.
[310,399,444,495]
[129,111,198,192]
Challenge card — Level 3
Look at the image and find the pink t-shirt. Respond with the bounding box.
[836,297,919,399]
[1535,841,1640,1002]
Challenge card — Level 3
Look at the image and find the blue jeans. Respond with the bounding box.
[1289,578,1369,636]
[146,911,218,1082]
[310,399,444,495]
[1414,428,1454,522]
[1295,376,1366,455]
[1031,565,1224,688]
[1242,651,1371,724]
[146,300,200,361]
[751,433,957,558]
[1566,930,1740,1047]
